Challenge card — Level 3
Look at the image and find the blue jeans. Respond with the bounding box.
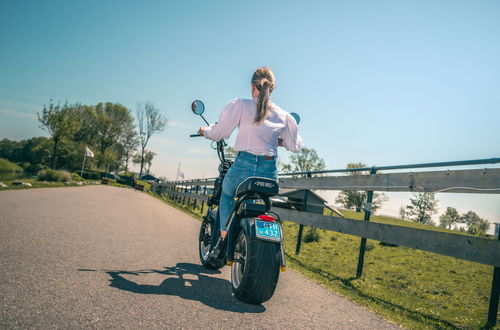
[218,151,278,231]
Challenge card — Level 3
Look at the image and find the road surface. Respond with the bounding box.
[0,185,400,329]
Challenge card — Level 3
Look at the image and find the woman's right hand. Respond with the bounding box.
[198,127,207,136]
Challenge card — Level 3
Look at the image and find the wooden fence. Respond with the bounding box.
[152,165,500,327]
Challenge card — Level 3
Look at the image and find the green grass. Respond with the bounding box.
[0,158,23,172]
[0,178,98,190]
[149,192,499,329]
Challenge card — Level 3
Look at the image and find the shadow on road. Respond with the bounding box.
[80,262,265,313]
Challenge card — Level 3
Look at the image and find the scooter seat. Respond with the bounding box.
[235,177,279,198]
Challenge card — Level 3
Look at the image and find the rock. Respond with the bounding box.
[76,182,83,186]
[11,182,32,187]
[65,182,71,185]
[0,182,7,188]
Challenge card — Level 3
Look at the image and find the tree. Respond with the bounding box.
[136,102,167,177]
[335,163,388,213]
[280,147,326,174]
[120,120,139,172]
[93,102,135,169]
[144,150,156,175]
[460,211,490,236]
[37,101,78,169]
[405,192,438,225]
[439,207,460,229]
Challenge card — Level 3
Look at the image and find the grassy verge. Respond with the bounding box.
[144,192,500,329]
[0,178,100,190]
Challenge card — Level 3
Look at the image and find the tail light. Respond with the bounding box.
[258,215,276,222]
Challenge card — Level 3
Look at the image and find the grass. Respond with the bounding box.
[0,158,23,172]
[148,191,499,329]
[0,178,99,190]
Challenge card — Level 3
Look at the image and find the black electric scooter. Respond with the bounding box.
[190,100,299,304]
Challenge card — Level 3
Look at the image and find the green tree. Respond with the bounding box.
[460,211,490,236]
[335,163,388,213]
[120,120,139,172]
[37,101,78,169]
[280,147,326,174]
[439,207,460,230]
[136,102,167,177]
[405,192,438,225]
[144,150,156,175]
[93,102,135,169]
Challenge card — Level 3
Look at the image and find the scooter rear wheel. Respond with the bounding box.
[199,216,225,270]
[231,224,281,304]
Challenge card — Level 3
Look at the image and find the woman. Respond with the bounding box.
[198,67,303,238]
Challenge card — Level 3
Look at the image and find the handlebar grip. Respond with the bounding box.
[190,134,201,137]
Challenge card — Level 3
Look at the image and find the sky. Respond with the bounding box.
[0,0,499,228]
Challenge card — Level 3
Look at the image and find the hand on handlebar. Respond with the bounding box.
[198,126,208,136]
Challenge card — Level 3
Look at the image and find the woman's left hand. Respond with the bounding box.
[198,126,207,136]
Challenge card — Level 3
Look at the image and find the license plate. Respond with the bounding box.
[255,220,282,241]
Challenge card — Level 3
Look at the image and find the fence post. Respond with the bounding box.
[356,167,377,278]
[200,184,206,215]
[295,172,312,255]
[193,185,199,211]
[487,224,500,327]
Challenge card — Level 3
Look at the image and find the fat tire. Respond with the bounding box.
[198,216,225,270]
[231,225,281,304]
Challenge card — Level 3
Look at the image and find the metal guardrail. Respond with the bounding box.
[153,157,500,327]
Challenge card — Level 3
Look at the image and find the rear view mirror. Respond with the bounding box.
[191,100,205,115]
[290,112,300,125]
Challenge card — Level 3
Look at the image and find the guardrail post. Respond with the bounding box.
[487,225,500,327]
[200,184,206,215]
[295,172,312,255]
[193,185,199,210]
[356,167,377,279]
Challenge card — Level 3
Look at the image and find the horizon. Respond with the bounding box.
[1,0,499,230]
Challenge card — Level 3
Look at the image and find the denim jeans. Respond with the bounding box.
[218,151,278,231]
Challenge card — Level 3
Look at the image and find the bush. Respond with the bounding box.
[80,170,101,180]
[37,169,71,182]
[0,158,23,172]
[303,227,321,243]
[71,172,83,181]
[135,180,151,191]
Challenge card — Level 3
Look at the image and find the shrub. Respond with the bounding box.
[71,172,83,181]
[0,158,23,172]
[80,171,101,180]
[135,180,151,191]
[303,227,321,243]
[37,169,71,182]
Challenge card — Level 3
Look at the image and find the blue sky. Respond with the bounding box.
[1,0,499,226]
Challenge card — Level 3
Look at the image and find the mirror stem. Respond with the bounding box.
[200,114,210,126]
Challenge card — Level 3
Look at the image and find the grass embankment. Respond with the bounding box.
[0,178,99,190]
[148,192,498,329]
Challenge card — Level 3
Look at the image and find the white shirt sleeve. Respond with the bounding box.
[281,112,304,152]
[204,98,242,142]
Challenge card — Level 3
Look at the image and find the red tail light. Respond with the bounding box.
[258,215,276,222]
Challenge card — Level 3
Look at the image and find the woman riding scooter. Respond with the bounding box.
[198,67,303,240]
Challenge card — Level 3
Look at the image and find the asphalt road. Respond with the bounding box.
[0,185,400,329]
